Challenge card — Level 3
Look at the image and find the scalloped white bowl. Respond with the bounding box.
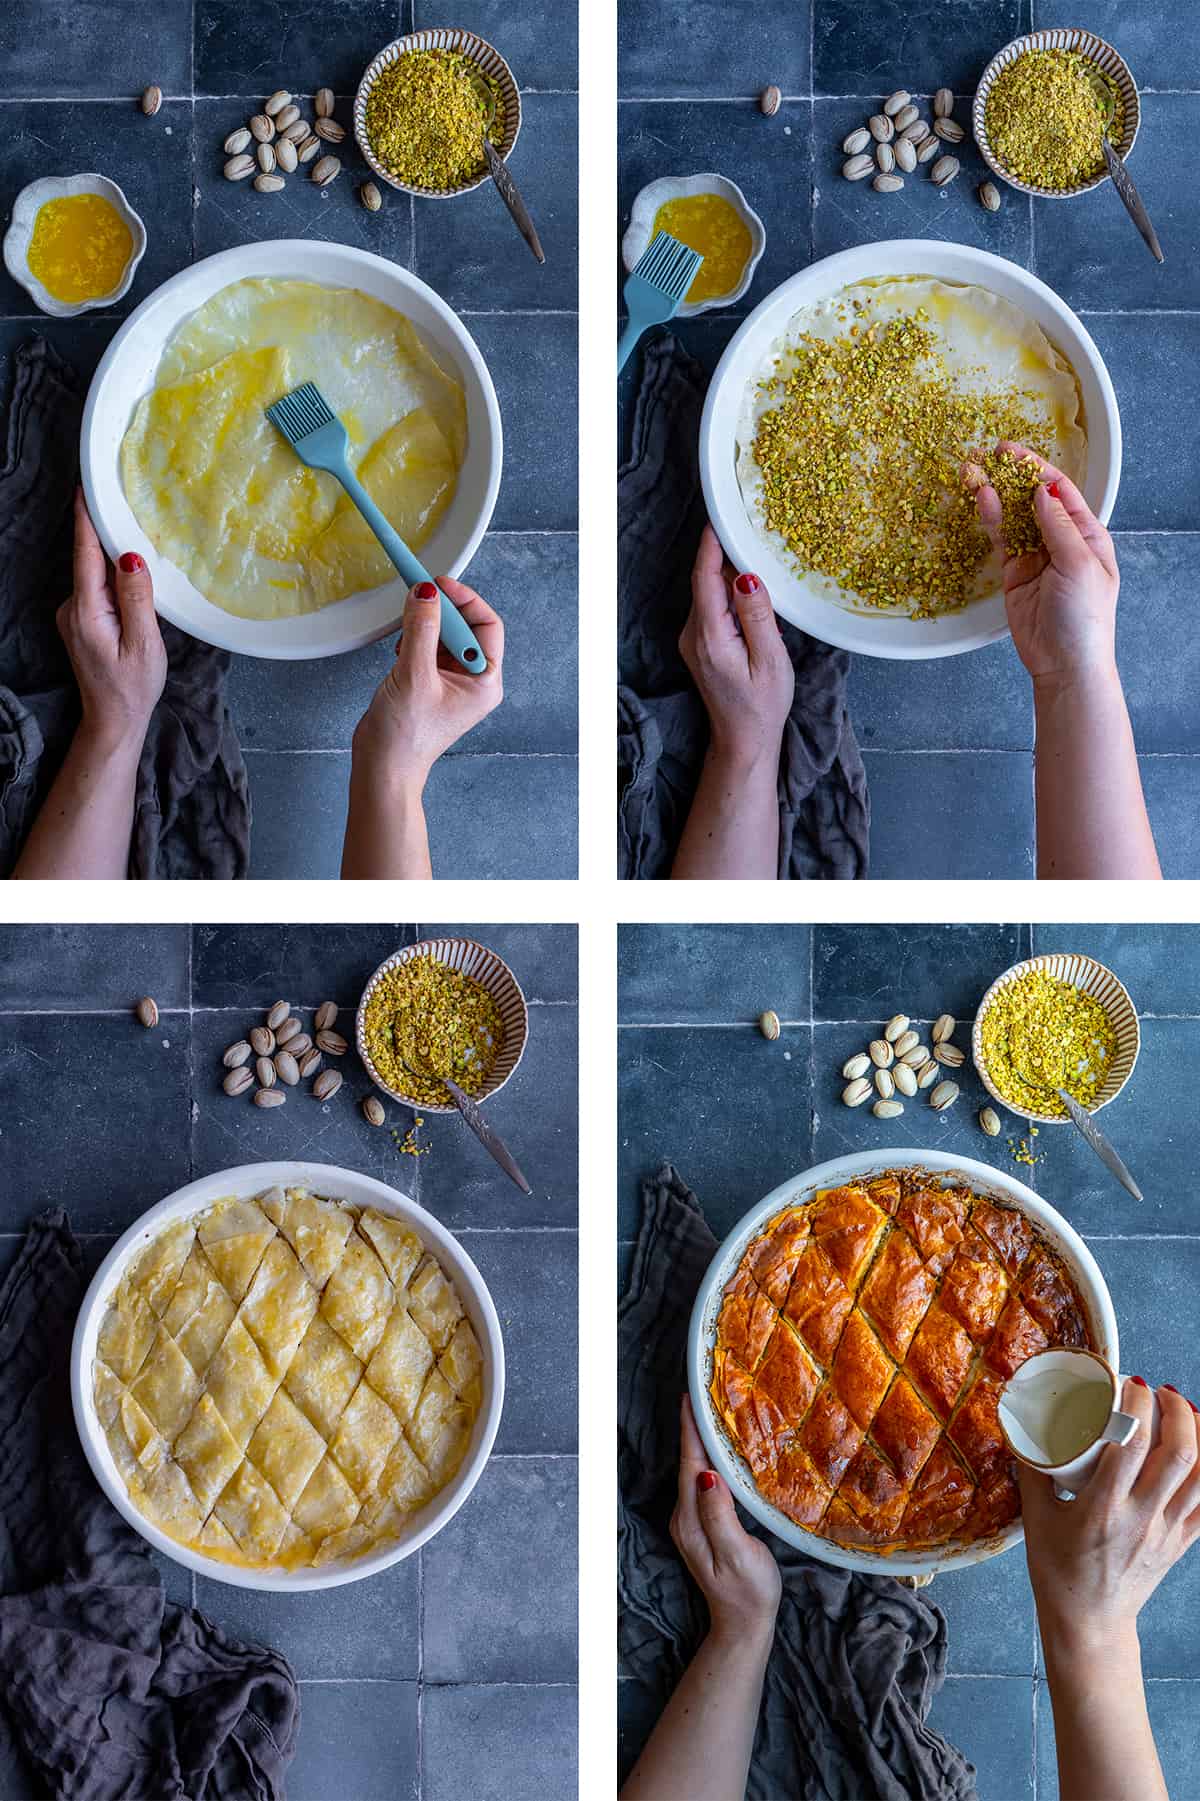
[687,1148,1117,1577]
[700,239,1121,659]
[3,174,146,317]
[622,173,765,316]
[71,1160,505,1592]
[80,241,502,659]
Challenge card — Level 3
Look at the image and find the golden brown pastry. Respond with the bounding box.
[709,1170,1092,1553]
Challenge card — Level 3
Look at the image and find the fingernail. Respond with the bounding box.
[697,1471,717,1493]
[1164,1383,1178,1394]
[733,572,760,596]
[118,552,144,573]
[413,581,438,600]
[1045,481,1061,500]
[1132,1375,1149,1387]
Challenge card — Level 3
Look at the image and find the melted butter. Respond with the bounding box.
[27,192,133,303]
[651,194,753,303]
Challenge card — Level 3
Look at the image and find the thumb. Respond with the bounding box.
[396,580,442,671]
[696,1469,751,1566]
[730,572,781,661]
[1015,1457,1061,1536]
[113,551,157,640]
[1033,480,1091,572]
[965,470,1007,561]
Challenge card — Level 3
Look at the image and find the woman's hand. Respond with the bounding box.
[968,442,1120,693]
[679,525,794,771]
[670,1395,781,1647]
[1021,1379,1200,1653]
[353,577,504,789]
[59,489,167,747]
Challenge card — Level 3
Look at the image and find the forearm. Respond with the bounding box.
[11,722,141,879]
[622,1623,773,1801]
[673,743,780,880]
[1042,1624,1166,1801]
[1032,670,1161,879]
[341,738,432,880]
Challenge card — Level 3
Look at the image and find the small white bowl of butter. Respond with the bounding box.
[3,174,146,318]
[622,173,766,316]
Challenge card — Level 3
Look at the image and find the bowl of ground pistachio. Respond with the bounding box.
[354,29,520,197]
[700,238,1121,658]
[974,30,1139,198]
[973,954,1140,1127]
[356,938,528,1113]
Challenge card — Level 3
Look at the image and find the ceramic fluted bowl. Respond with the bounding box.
[3,173,146,317]
[973,953,1140,1126]
[974,29,1140,198]
[354,30,521,197]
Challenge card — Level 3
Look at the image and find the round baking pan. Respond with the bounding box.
[687,1148,1118,1577]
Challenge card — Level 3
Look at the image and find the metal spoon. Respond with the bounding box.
[470,72,545,265]
[400,1048,532,1195]
[1055,1087,1143,1202]
[1091,77,1164,264]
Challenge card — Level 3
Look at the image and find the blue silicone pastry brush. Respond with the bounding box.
[617,232,704,373]
[267,381,486,673]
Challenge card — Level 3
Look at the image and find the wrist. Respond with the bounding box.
[706,731,781,778]
[1032,659,1121,707]
[351,720,429,797]
[706,1608,778,1662]
[76,712,147,760]
[1040,1610,1141,1670]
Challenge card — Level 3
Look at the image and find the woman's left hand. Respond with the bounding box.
[670,1395,782,1646]
[59,489,167,746]
[679,525,794,771]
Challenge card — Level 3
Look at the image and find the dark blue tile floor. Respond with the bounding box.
[0,924,577,1801]
[619,0,1200,878]
[1,0,577,881]
[618,923,1200,1797]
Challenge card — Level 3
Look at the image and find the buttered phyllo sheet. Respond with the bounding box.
[120,278,467,619]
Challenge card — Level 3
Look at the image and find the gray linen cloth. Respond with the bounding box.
[619,1164,978,1801]
[0,336,250,879]
[617,335,870,880]
[0,1211,300,1800]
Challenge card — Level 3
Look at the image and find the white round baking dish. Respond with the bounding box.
[80,240,503,659]
[71,1160,505,1591]
[687,1148,1117,1577]
[699,239,1121,660]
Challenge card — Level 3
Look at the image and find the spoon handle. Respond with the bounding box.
[1102,137,1164,264]
[482,136,546,264]
[445,1075,533,1194]
[1056,1087,1143,1202]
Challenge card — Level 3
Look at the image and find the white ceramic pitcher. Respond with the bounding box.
[998,1349,1153,1497]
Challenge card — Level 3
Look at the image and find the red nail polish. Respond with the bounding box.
[118,551,143,573]
[697,1471,717,1493]
[1164,1383,1178,1393]
[734,572,760,596]
[1132,1375,1149,1387]
[1045,481,1061,500]
[414,581,438,600]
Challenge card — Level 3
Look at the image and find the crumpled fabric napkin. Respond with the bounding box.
[617,334,870,880]
[619,1164,978,1801]
[0,1210,300,1800]
[0,335,251,879]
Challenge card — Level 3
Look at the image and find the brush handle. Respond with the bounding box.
[334,466,486,676]
[617,316,646,374]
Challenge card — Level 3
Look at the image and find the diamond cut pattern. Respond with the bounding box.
[95,1187,482,1571]
[709,1170,1094,1553]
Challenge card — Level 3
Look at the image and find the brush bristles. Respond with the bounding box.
[268,381,336,442]
[633,231,703,300]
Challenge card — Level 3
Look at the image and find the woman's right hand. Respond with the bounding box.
[670,1395,782,1647]
[1020,1378,1200,1653]
[968,441,1120,692]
